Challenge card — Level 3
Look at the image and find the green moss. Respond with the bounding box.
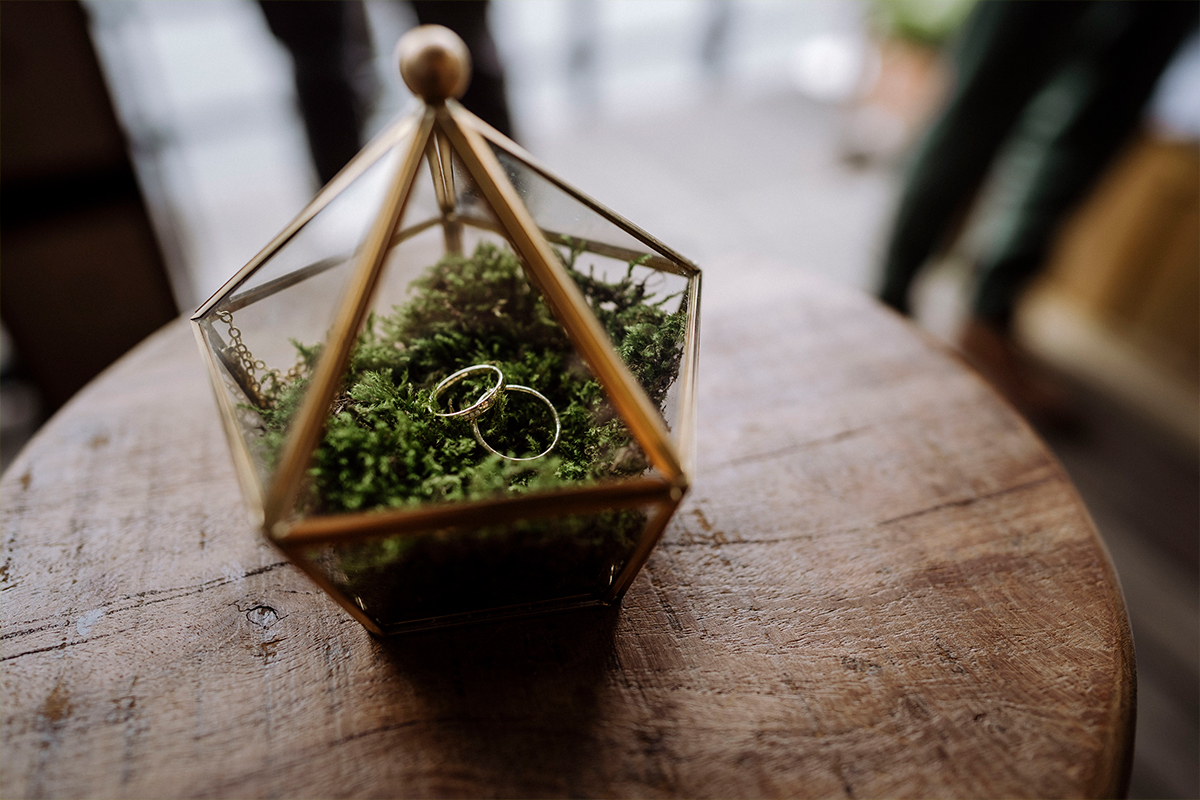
[256,241,686,516]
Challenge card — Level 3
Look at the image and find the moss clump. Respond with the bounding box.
[257,241,687,516]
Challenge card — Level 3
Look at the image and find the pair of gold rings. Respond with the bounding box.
[428,364,561,461]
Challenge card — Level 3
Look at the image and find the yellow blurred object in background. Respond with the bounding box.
[1020,133,1199,444]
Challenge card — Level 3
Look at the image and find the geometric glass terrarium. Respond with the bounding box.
[191,27,700,634]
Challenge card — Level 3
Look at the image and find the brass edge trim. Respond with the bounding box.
[437,128,456,207]
[388,217,443,254]
[676,272,702,479]
[456,214,692,278]
[439,103,684,483]
[276,476,676,546]
[192,111,420,320]
[191,319,266,521]
[424,137,450,210]
[277,539,385,635]
[263,108,436,528]
[463,112,700,277]
[218,255,345,315]
[214,217,443,314]
[542,231,694,277]
[603,495,681,603]
[434,129,463,254]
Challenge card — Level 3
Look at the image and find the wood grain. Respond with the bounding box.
[0,265,1134,798]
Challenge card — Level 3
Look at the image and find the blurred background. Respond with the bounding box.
[0,1,1195,795]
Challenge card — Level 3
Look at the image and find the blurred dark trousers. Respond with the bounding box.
[260,0,512,187]
[878,1,1197,328]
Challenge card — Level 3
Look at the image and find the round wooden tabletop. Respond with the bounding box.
[1,264,1133,799]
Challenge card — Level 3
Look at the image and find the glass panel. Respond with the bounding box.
[484,142,694,274]
[234,138,404,299]
[301,506,653,631]
[195,121,426,495]
[553,242,693,435]
[455,144,697,438]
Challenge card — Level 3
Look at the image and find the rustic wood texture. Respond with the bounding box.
[1,265,1134,799]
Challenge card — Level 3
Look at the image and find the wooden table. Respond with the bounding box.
[1,265,1133,798]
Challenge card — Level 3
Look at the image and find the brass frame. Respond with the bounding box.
[190,97,701,634]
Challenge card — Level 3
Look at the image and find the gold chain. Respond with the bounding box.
[215,310,307,407]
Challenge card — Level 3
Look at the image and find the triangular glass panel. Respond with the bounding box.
[193,116,422,505]
[461,127,701,454]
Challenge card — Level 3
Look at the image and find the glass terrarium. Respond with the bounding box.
[191,27,700,634]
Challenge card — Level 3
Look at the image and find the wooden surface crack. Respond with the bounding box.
[328,719,423,748]
[1,560,292,641]
[663,474,1058,550]
[1,630,122,663]
[876,475,1057,528]
[709,426,875,471]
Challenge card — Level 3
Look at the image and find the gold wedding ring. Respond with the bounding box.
[428,364,505,421]
[430,364,560,461]
[471,384,562,462]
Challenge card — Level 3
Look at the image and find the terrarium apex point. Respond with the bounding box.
[397,25,470,104]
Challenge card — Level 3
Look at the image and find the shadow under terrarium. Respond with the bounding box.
[375,605,621,796]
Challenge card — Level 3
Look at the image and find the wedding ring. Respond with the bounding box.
[428,364,505,420]
[471,384,561,462]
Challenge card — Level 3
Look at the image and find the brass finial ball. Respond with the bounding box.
[397,25,471,104]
